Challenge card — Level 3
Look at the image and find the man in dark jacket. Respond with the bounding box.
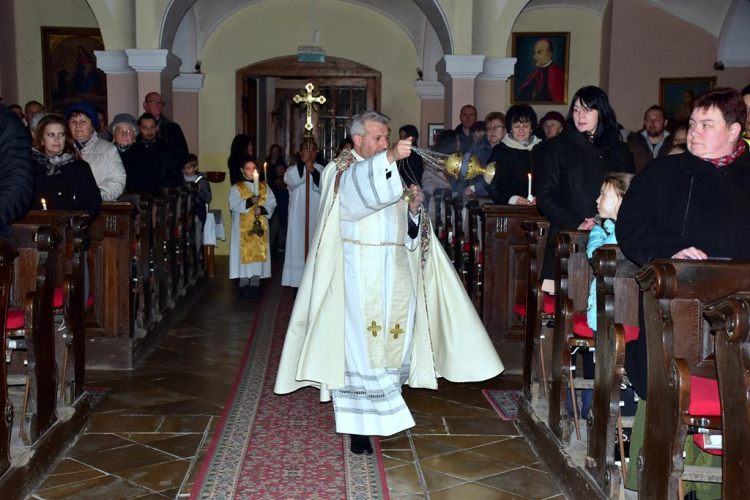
[0,105,34,242]
[626,105,674,172]
[122,113,178,195]
[142,92,189,169]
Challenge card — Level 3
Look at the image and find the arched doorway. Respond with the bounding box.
[236,55,382,165]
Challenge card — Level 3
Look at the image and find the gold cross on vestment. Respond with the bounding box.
[367,320,382,338]
[390,324,404,339]
[293,82,327,134]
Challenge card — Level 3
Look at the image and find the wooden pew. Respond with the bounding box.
[548,230,592,444]
[432,189,450,253]
[635,260,749,499]
[482,205,546,371]
[8,224,60,444]
[465,200,483,312]
[0,240,18,477]
[521,219,550,401]
[586,245,640,497]
[703,292,750,500]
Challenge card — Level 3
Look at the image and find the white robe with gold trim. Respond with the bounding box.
[274,150,504,436]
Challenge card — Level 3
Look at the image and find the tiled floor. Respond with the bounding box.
[29,256,563,500]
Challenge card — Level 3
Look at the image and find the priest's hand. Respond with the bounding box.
[387,137,413,164]
[408,184,424,214]
[254,206,261,216]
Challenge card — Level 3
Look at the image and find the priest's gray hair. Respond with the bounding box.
[350,110,391,137]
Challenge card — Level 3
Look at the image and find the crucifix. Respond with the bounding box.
[293,82,326,259]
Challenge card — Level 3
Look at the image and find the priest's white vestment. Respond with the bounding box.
[274,149,504,437]
[281,162,324,287]
[228,181,277,280]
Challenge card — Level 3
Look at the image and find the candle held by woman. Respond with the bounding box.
[527,173,532,200]
[41,198,48,210]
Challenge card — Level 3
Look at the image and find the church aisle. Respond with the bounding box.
[383,378,564,499]
[30,257,256,500]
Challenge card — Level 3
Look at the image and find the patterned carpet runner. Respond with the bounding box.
[191,279,388,499]
[483,389,521,421]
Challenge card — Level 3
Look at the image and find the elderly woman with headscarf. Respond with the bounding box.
[65,102,126,201]
[487,105,543,205]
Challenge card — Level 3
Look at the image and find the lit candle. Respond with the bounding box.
[527,173,532,200]
[41,198,48,211]
[263,162,267,176]
[252,170,260,196]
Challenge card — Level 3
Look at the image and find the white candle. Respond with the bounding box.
[252,171,259,196]
[527,173,532,200]
[263,162,268,176]
[41,198,47,210]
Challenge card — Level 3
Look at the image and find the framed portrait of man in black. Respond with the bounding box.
[511,32,570,105]
[41,27,108,112]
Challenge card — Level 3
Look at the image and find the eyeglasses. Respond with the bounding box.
[487,125,505,131]
[145,100,165,106]
[115,129,134,136]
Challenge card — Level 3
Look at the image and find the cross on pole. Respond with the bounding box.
[293,82,326,140]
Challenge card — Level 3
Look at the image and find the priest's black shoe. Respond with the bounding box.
[350,434,373,455]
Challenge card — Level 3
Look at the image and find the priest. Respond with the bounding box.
[281,141,324,288]
[274,110,504,455]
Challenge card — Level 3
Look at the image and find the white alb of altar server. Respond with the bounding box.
[281,159,324,287]
[274,111,504,438]
[229,180,277,280]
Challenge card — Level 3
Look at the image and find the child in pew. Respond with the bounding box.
[569,173,635,421]
[182,154,212,253]
[229,157,276,301]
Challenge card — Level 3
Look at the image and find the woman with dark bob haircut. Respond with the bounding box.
[615,87,750,496]
[535,86,635,286]
[487,104,542,205]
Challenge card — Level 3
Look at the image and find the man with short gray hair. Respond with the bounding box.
[275,110,504,454]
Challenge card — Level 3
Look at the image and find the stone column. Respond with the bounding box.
[414,80,445,148]
[172,73,204,155]
[475,57,516,120]
[95,50,139,119]
[125,49,181,115]
[436,55,485,129]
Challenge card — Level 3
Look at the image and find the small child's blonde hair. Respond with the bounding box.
[602,172,634,199]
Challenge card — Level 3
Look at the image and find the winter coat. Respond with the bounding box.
[121,139,178,196]
[157,115,189,171]
[626,130,674,173]
[0,105,33,242]
[487,135,542,205]
[79,133,126,201]
[585,219,617,331]
[31,156,102,218]
[535,126,635,279]
[617,147,750,399]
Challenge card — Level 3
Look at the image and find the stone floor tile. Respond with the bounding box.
[133,371,212,389]
[35,475,153,499]
[383,456,408,469]
[87,414,165,433]
[444,417,519,435]
[420,468,466,492]
[119,399,223,417]
[38,459,107,490]
[479,467,562,500]
[68,433,135,456]
[119,459,190,492]
[420,435,510,450]
[108,387,192,408]
[404,395,461,415]
[411,415,447,434]
[384,464,424,496]
[420,450,518,481]
[411,436,459,460]
[158,415,212,433]
[145,433,204,458]
[429,482,530,500]
[379,435,412,450]
[117,433,186,444]
[382,450,416,462]
[75,443,175,474]
[471,437,540,466]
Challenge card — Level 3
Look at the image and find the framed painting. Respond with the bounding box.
[41,27,107,112]
[511,32,570,105]
[428,124,444,147]
[659,77,717,122]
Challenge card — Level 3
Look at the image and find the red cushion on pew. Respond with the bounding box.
[543,294,555,314]
[689,376,721,417]
[693,433,723,456]
[6,310,24,329]
[513,304,526,317]
[572,314,594,338]
[87,295,94,308]
[54,287,94,309]
[623,325,640,343]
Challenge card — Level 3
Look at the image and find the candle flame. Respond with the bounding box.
[528,173,531,179]
[41,198,47,210]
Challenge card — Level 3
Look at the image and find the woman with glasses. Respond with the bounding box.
[487,105,542,205]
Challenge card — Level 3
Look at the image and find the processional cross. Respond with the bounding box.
[293,82,327,259]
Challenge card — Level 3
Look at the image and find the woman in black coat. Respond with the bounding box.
[487,105,543,205]
[31,114,102,219]
[535,86,635,284]
[227,134,254,185]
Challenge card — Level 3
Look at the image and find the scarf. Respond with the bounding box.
[32,148,76,176]
[116,143,132,153]
[700,140,747,168]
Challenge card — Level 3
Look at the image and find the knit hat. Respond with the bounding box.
[64,102,100,131]
[539,111,565,128]
[108,113,139,135]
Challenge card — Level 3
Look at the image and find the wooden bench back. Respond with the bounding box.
[0,240,18,476]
